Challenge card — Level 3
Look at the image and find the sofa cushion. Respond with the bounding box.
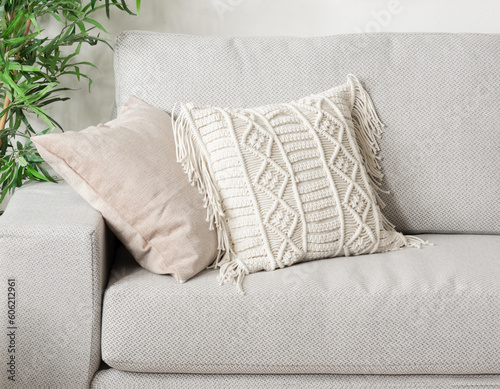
[114,32,500,235]
[33,97,218,283]
[91,370,500,389]
[101,234,500,375]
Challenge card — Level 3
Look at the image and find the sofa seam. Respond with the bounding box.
[86,224,102,387]
[105,360,500,369]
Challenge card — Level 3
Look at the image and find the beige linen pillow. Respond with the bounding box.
[173,75,427,292]
[32,96,218,283]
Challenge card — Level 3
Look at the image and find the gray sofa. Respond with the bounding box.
[1,31,500,388]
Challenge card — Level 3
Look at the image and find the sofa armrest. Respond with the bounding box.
[0,181,114,388]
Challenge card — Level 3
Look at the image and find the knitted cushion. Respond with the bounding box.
[174,75,424,291]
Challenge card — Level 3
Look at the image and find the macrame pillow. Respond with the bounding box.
[174,75,425,292]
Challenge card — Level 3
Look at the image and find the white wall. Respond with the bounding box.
[2,0,499,210]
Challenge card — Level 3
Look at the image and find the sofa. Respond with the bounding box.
[1,31,500,388]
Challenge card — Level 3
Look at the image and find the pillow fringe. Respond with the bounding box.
[217,258,249,294]
[404,235,433,248]
[348,75,431,251]
[378,230,432,253]
[348,74,389,211]
[173,104,233,269]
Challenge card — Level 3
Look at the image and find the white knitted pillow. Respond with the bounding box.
[174,75,425,292]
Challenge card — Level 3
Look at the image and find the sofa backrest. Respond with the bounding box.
[114,31,500,235]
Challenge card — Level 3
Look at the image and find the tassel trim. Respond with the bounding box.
[378,231,433,253]
[217,257,249,295]
[404,235,433,249]
[347,75,390,215]
[172,103,233,269]
[347,75,431,249]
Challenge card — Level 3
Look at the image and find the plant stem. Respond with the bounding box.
[0,99,10,136]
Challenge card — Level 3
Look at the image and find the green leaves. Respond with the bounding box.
[0,148,57,203]
[83,17,108,33]
[25,165,48,180]
[3,10,25,36]
[0,0,142,205]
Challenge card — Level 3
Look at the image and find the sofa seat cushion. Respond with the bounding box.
[101,234,500,375]
[91,370,500,389]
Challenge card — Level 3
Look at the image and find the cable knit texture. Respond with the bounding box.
[174,76,424,291]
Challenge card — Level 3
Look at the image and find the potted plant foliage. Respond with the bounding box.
[0,0,141,206]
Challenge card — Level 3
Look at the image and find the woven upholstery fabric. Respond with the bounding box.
[102,234,500,375]
[0,181,111,388]
[174,77,419,289]
[91,370,500,389]
[114,31,500,234]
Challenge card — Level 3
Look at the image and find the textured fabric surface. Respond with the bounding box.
[174,76,422,290]
[114,31,500,234]
[32,96,218,283]
[102,234,500,375]
[0,181,111,388]
[91,369,500,389]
